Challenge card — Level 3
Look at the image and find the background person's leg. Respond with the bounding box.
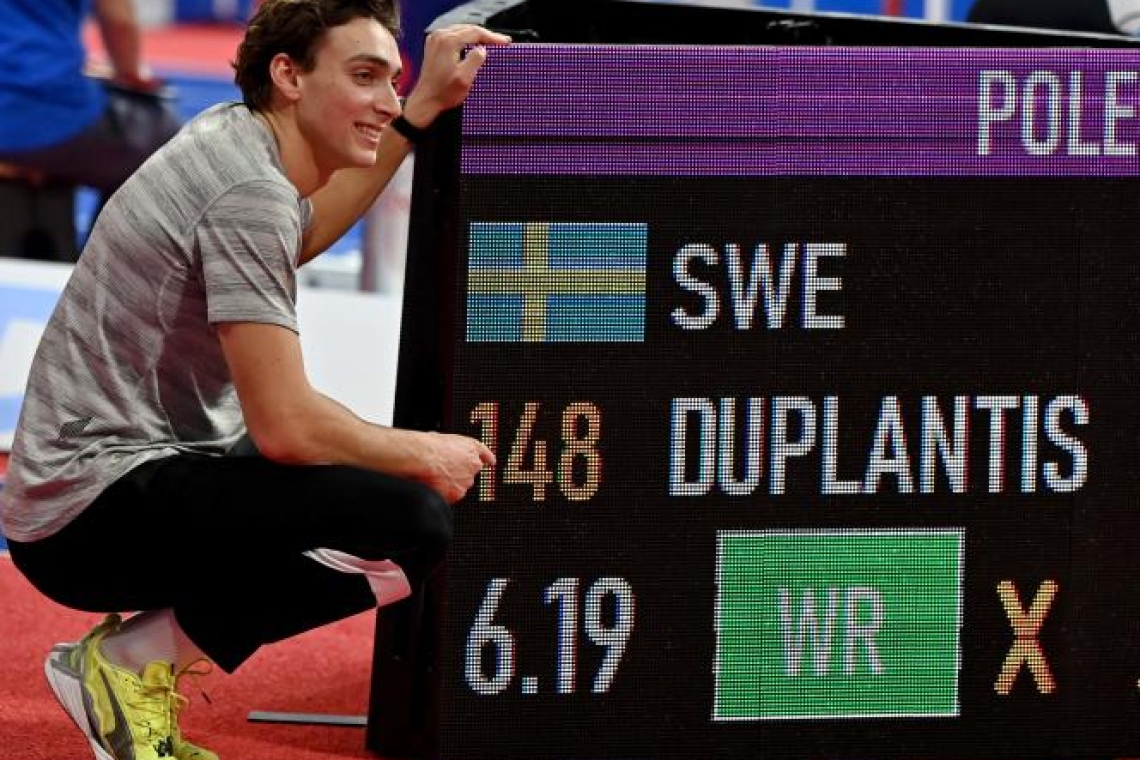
[0,82,181,196]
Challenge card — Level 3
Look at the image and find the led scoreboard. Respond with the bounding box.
[376,45,1140,760]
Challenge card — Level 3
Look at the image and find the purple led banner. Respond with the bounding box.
[460,45,1140,176]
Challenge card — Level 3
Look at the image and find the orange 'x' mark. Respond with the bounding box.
[995,580,1057,695]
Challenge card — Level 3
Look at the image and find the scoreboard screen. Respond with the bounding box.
[380,45,1140,760]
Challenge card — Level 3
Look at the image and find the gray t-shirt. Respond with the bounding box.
[0,103,311,542]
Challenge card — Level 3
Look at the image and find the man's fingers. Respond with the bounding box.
[477,440,496,466]
[433,24,512,48]
[458,45,488,81]
[405,24,508,121]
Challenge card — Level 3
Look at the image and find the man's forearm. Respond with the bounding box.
[261,390,487,504]
[299,129,415,265]
[272,390,426,477]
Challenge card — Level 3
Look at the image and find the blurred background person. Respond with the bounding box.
[401,0,464,75]
[966,0,1127,35]
[0,0,180,252]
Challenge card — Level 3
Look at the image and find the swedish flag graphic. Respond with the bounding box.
[467,222,648,342]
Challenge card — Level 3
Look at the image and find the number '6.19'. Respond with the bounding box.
[464,577,636,696]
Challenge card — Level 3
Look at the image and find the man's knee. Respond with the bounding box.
[402,481,453,558]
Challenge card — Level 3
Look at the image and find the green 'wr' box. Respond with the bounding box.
[713,529,964,720]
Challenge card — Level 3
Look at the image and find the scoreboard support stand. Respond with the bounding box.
[242,584,437,737]
[367,575,443,759]
[245,711,366,728]
[244,579,439,743]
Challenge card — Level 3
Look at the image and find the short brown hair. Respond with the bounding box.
[233,0,401,111]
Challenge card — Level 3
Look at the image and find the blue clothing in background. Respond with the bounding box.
[0,0,108,152]
[173,0,257,23]
[402,0,464,71]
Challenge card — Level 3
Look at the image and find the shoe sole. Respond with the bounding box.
[43,645,117,760]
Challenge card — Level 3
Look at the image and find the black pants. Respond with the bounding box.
[8,453,451,673]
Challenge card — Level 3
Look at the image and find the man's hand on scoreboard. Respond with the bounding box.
[401,25,512,131]
[417,431,498,504]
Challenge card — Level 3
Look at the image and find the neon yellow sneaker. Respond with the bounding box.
[46,614,124,760]
[169,714,218,760]
[170,662,219,760]
[44,614,218,760]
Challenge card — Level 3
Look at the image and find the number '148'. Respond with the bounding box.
[470,401,603,502]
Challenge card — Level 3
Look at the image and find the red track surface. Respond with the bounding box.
[83,22,244,77]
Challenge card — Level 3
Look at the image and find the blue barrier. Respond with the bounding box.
[0,284,61,442]
[0,282,63,554]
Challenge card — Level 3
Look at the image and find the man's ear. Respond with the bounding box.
[268,53,302,103]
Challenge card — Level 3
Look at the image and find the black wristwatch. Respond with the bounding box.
[390,114,428,144]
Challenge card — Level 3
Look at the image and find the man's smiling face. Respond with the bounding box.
[294,15,403,173]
